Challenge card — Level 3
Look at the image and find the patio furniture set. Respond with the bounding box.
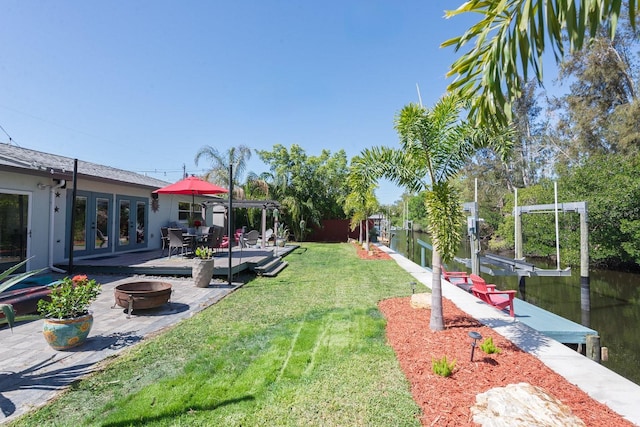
[161,226,273,258]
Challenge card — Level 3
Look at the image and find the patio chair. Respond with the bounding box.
[441,266,473,292]
[259,228,274,246]
[204,226,225,253]
[167,228,191,257]
[160,227,170,256]
[469,274,516,317]
[243,230,260,248]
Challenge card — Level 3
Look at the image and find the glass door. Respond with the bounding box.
[0,191,30,272]
[68,191,112,257]
[115,195,148,251]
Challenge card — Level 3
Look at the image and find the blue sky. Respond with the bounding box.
[0,1,530,204]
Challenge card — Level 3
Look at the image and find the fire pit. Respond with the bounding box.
[113,281,172,317]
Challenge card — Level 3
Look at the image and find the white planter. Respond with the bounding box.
[192,258,215,288]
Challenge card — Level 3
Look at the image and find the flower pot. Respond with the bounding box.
[42,312,93,350]
[192,258,215,288]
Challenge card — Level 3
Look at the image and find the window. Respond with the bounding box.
[178,202,198,222]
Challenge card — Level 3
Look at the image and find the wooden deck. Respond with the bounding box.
[513,298,598,344]
[59,245,298,277]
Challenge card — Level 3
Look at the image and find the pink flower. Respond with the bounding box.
[72,275,88,283]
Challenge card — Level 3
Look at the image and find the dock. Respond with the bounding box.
[513,298,597,345]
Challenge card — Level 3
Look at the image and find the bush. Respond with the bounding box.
[480,337,501,354]
[432,356,456,377]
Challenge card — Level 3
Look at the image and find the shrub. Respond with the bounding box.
[480,336,501,354]
[432,356,456,377]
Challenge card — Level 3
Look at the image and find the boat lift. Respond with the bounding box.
[459,186,590,315]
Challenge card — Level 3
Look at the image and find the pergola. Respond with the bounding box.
[201,198,281,249]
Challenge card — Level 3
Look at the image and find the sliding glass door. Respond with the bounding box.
[0,191,30,272]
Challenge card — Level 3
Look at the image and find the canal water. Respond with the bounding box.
[389,230,640,386]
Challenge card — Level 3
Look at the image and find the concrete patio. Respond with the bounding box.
[0,274,242,424]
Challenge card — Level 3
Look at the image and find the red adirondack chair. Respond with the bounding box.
[441,266,473,292]
[469,274,516,317]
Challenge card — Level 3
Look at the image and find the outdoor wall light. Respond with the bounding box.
[469,331,482,361]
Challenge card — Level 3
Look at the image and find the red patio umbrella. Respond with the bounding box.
[153,176,228,218]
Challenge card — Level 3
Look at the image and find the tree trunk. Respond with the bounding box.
[430,251,444,331]
[364,219,370,251]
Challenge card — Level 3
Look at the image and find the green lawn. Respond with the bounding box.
[11,243,422,427]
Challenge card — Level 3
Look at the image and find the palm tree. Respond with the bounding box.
[194,144,252,190]
[242,172,271,227]
[443,0,637,127]
[352,94,511,331]
[345,167,379,251]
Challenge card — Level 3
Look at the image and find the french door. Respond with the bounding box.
[69,192,149,256]
[115,195,148,252]
[68,191,112,257]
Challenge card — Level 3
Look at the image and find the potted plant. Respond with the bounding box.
[37,274,101,350]
[192,246,215,288]
[276,227,289,247]
[186,216,196,234]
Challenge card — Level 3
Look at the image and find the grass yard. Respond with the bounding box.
[10,243,423,427]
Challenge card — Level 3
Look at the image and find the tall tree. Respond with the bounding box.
[352,95,512,331]
[443,0,639,127]
[552,14,639,161]
[194,144,252,190]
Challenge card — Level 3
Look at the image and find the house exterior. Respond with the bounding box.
[0,142,206,272]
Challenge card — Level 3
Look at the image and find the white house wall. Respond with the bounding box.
[2,167,220,271]
[1,170,181,270]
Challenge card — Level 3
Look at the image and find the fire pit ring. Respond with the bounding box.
[113,281,172,318]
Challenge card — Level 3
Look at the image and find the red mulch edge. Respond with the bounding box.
[354,242,393,260]
[379,297,633,427]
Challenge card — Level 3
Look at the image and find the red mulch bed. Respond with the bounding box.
[379,297,633,426]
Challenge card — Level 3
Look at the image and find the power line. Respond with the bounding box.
[0,123,18,146]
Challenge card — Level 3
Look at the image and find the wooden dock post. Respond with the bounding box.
[580,206,591,325]
[518,276,526,301]
[586,335,601,362]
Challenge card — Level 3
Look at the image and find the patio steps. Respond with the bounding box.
[254,256,288,277]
